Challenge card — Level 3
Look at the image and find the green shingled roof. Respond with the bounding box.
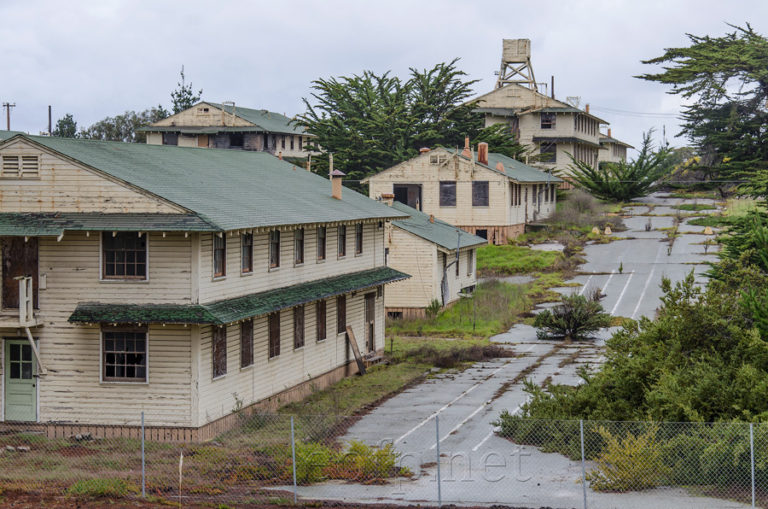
[390,202,486,251]
[68,267,409,325]
[0,213,217,236]
[599,136,634,148]
[2,134,406,231]
[532,136,601,149]
[208,102,307,136]
[447,148,562,183]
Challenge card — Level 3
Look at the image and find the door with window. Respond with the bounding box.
[364,293,376,353]
[393,184,422,210]
[4,339,37,421]
[2,237,38,309]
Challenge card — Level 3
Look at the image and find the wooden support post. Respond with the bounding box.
[345,325,366,375]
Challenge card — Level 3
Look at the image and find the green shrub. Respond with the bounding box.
[425,299,441,318]
[477,244,559,275]
[67,478,137,498]
[533,290,611,341]
[340,440,400,480]
[586,424,670,492]
[294,442,333,484]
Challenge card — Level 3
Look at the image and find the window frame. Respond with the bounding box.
[355,223,363,256]
[269,230,281,269]
[467,249,474,276]
[1,155,40,179]
[439,181,457,207]
[101,326,148,384]
[540,112,556,129]
[213,234,226,279]
[212,326,227,379]
[293,305,305,349]
[472,181,490,207]
[317,226,327,262]
[162,132,179,146]
[268,312,281,359]
[101,232,149,281]
[539,143,557,164]
[316,300,327,342]
[240,319,254,368]
[294,228,305,265]
[241,232,253,274]
[336,295,346,335]
[338,225,347,258]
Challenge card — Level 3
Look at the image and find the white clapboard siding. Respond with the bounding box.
[385,227,438,308]
[0,139,181,214]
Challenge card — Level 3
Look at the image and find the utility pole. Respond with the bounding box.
[3,102,16,131]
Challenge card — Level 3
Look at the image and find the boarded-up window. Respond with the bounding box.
[240,320,253,368]
[540,112,556,129]
[355,224,363,255]
[294,305,305,349]
[212,326,227,378]
[316,300,327,341]
[294,229,304,265]
[241,233,253,273]
[317,226,326,261]
[338,226,347,258]
[472,181,489,207]
[213,234,226,277]
[439,181,456,206]
[103,327,147,382]
[269,230,280,268]
[268,312,280,358]
[336,295,346,334]
[102,232,147,280]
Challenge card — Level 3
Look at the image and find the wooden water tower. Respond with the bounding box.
[496,39,536,90]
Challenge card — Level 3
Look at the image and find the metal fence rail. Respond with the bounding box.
[0,414,766,508]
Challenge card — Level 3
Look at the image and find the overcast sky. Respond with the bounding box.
[2,0,767,152]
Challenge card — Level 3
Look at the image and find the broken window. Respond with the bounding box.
[540,112,556,129]
[103,327,147,382]
[539,143,557,163]
[102,232,147,280]
[472,181,489,207]
[230,133,244,148]
[440,181,456,207]
[212,326,227,378]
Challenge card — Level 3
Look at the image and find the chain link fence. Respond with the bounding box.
[1,414,767,508]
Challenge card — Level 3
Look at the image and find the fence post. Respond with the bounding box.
[141,411,145,498]
[290,416,298,505]
[750,423,755,509]
[435,415,442,507]
[580,420,587,509]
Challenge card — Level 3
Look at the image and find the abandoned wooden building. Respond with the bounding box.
[0,133,408,440]
[140,101,314,159]
[365,143,562,245]
[382,200,486,319]
[598,128,634,167]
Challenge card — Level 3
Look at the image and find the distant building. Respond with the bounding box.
[140,101,314,158]
[382,200,486,319]
[598,128,633,167]
[365,142,561,245]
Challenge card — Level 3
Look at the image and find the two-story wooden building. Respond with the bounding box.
[0,132,407,440]
[598,128,634,167]
[365,143,562,245]
[140,101,314,159]
[382,200,486,319]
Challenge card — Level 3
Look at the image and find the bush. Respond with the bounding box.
[533,289,611,341]
[67,479,137,497]
[425,299,441,318]
[586,424,670,492]
[294,442,333,484]
[336,440,401,481]
[476,244,559,275]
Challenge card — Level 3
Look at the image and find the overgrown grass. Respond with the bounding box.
[687,215,730,228]
[724,197,760,217]
[67,479,137,498]
[388,280,530,338]
[663,190,719,200]
[675,203,717,211]
[477,244,559,276]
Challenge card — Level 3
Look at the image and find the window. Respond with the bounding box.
[439,181,456,207]
[1,155,39,178]
[290,136,295,150]
[355,223,363,255]
[472,181,489,207]
[338,225,347,258]
[268,312,280,358]
[102,232,147,280]
[294,229,305,265]
[337,295,346,334]
[511,183,522,206]
[540,112,556,129]
[429,154,447,165]
[532,184,538,205]
[162,133,178,145]
[294,305,305,349]
[269,230,280,268]
[467,250,474,276]
[316,300,327,341]
[213,234,226,278]
[455,253,460,276]
[240,320,253,368]
[539,143,556,163]
[476,229,487,240]
[212,326,227,378]
[281,135,286,149]
[103,327,147,382]
[230,133,244,148]
[550,184,556,202]
[241,233,253,273]
[317,226,326,261]
[299,137,303,150]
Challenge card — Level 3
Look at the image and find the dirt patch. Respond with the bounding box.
[56,445,99,457]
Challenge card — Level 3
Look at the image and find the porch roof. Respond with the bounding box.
[68,266,409,325]
[0,212,218,236]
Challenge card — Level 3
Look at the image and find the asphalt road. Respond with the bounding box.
[294,193,739,508]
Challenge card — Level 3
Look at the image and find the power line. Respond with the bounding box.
[590,105,680,119]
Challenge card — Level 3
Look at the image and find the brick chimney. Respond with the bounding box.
[478,142,489,165]
[419,147,431,154]
[496,161,505,172]
[278,151,283,160]
[331,169,345,200]
[461,137,471,157]
[381,193,395,206]
[585,103,590,114]
[608,128,612,138]
[429,214,435,223]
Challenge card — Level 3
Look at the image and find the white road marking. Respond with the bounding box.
[631,244,665,319]
[578,274,594,296]
[610,272,635,315]
[472,405,522,452]
[430,400,490,450]
[601,270,616,293]
[394,360,512,444]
